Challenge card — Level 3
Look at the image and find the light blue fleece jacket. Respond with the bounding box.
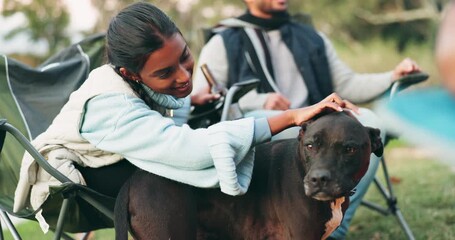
[80,92,271,194]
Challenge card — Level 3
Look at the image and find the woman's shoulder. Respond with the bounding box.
[82,93,152,133]
[78,65,138,98]
[87,93,147,110]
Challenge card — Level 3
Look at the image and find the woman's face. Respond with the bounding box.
[139,33,194,98]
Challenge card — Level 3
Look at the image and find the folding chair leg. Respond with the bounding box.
[0,210,21,240]
[0,215,3,240]
[395,208,415,240]
[60,232,75,240]
[53,198,72,240]
[361,157,415,240]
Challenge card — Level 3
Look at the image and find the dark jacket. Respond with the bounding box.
[219,21,333,105]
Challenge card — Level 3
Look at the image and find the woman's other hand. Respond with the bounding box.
[190,87,221,106]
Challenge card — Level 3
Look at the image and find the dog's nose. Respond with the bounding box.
[309,169,331,186]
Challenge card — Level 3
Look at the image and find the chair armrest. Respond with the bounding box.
[221,79,260,121]
[0,119,72,184]
[389,72,429,99]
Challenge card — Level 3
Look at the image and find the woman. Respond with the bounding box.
[13,2,355,224]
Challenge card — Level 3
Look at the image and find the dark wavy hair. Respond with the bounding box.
[106,2,179,108]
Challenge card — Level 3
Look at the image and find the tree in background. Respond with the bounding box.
[302,0,448,52]
[1,0,71,59]
[1,0,450,60]
[89,0,131,33]
[145,0,447,53]
[86,0,246,55]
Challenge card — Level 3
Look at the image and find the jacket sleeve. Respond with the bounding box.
[321,33,393,103]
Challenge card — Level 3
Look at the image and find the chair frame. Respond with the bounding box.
[0,117,114,240]
[361,151,415,240]
[0,33,112,239]
[359,74,428,240]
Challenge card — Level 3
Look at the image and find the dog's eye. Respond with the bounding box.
[345,146,356,153]
[306,144,314,151]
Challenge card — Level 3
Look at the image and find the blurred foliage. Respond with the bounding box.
[0,0,452,60]
[90,0,448,54]
[1,0,71,59]
[86,0,244,53]
[300,0,449,52]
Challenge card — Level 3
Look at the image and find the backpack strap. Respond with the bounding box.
[240,27,280,93]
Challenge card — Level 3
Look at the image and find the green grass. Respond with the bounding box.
[2,145,455,240]
[0,223,115,240]
[348,146,455,240]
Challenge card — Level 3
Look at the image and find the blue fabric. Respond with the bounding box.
[172,96,191,126]
[253,117,272,144]
[385,88,455,142]
[140,83,185,109]
[375,87,455,165]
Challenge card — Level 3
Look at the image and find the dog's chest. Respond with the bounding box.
[321,197,345,240]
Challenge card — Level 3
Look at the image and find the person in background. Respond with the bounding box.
[192,0,422,238]
[435,0,455,95]
[376,0,455,165]
[13,1,356,234]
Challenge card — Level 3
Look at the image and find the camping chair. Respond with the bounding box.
[360,72,428,240]
[0,33,114,239]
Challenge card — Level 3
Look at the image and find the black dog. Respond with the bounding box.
[114,111,383,240]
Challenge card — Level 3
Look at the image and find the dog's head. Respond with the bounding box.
[298,111,383,201]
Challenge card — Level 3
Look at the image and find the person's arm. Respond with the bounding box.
[321,33,393,103]
[80,93,269,169]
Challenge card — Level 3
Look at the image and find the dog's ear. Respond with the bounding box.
[366,127,384,157]
[298,121,313,141]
